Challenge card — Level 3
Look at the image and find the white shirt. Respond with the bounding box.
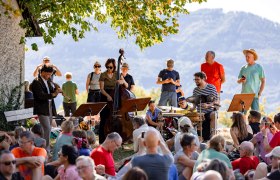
[42,78,50,94]
[133,124,149,152]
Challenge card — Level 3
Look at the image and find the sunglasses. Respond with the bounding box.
[1,160,16,166]
[94,65,101,68]
[106,66,113,69]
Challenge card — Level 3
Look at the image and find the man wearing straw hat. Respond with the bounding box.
[237,49,265,111]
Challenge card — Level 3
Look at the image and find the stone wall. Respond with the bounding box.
[0,0,25,104]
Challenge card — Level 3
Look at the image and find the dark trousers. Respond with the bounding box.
[99,89,114,144]
[63,102,77,116]
[87,90,101,102]
[202,112,211,141]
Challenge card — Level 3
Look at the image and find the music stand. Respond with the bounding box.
[120,98,151,115]
[227,94,255,113]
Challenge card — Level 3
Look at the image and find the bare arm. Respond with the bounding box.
[177,155,196,168]
[53,65,62,76]
[156,77,170,85]
[75,89,79,95]
[33,64,42,77]
[99,81,112,101]
[258,78,265,97]
[221,74,226,84]
[230,128,239,149]
[86,77,90,93]
[130,85,135,92]
[16,156,45,168]
[145,114,159,127]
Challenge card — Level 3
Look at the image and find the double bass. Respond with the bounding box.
[104,49,136,142]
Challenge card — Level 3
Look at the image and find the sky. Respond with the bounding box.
[187,0,280,23]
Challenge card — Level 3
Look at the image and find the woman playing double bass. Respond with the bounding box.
[99,58,128,143]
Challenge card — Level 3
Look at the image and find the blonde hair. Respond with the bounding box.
[61,120,74,133]
[65,72,72,79]
[209,135,225,152]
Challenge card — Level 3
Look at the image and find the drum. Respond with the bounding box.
[185,112,205,122]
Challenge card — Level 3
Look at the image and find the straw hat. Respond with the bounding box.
[122,62,129,69]
[243,49,258,60]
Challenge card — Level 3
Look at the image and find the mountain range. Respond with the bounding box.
[24,8,280,113]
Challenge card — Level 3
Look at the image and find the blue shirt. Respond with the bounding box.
[146,108,162,122]
[158,69,180,92]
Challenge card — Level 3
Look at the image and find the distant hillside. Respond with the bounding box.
[25,9,280,113]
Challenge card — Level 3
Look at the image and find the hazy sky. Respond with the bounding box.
[187,0,280,23]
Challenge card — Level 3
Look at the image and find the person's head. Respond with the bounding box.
[24,80,30,92]
[14,126,26,140]
[199,143,208,153]
[121,63,129,75]
[40,64,54,80]
[19,131,35,152]
[273,113,280,129]
[72,130,88,149]
[132,116,146,130]
[59,145,78,165]
[144,129,160,150]
[76,156,97,179]
[205,159,227,180]
[265,146,280,169]
[248,110,261,123]
[122,167,148,180]
[209,135,225,152]
[42,56,51,64]
[243,49,258,65]
[231,112,248,141]
[61,120,74,133]
[105,58,116,73]
[205,51,215,63]
[202,170,223,180]
[178,117,193,133]
[193,72,207,87]
[0,150,17,176]
[31,124,44,137]
[239,141,254,157]
[104,132,122,152]
[93,61,101,72]
[166,59,174,69]
[180,133,197,153]
[178,96,187,109]
[148,100,156,111]
[86,130,96,146]
[65,72,72,80]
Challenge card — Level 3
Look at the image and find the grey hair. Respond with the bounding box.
[76,155,95,168]
[106,132,122,141]
[132,116,145,127]
[19,131,35,142]
[207,51,215,58]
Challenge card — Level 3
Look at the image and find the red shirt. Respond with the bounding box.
[201,61,225,93]
[231,156,259,174]
[90,145,115,176]
[269,131,280,148]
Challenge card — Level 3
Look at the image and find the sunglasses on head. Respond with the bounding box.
[94,65,101,68]
[106,66,113,69]
[1,160,16,166]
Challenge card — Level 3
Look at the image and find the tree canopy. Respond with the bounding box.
[1,0,206,50]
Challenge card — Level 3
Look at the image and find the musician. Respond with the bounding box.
[178,96,190,110]
[99,58,127,144]
[86,61,102,102]
[33,56,62,80]
[191,72,218,141]
[201,51,225,95]
[237,49,265,111]
[121,63,135,92]
[62,72,79,116]
[145,100,163,129]
[157,59,180,107]
[31,64,61,149]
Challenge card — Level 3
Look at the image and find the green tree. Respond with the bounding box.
[1,0,206,50]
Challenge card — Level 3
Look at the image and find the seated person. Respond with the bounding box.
[194,135,232,172]
[132,116,149,152]
[72,130,91,156]
[253,146,280,179]
[251,117,274,164]
[230,112,253,149]
[145,100,163,128]
[11,131,47,180]
[174,133,198,180]
[0,150,24,180]
[248,110,261,134]
[231,141,259,175]
[31,124,46,148]
[90,132,122,177]
[53,120,74,161]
